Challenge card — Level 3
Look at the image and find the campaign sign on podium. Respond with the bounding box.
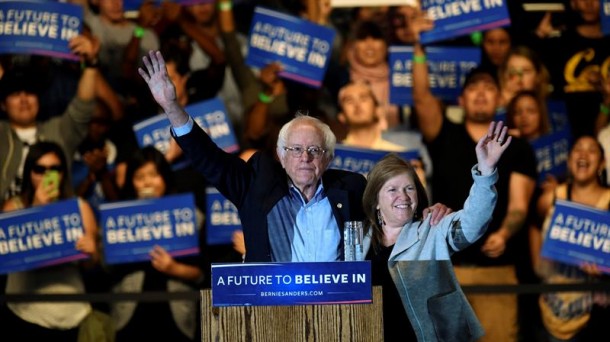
[0,198,87,274]
[0,1,83,60]
[211,261,372,307]
[541,200,610,273]
[420,0,511,44]
[246,7,335,88]
[100,193,199,264]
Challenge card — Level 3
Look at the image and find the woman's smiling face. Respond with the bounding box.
[377,172,418,229]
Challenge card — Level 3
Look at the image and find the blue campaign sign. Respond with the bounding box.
[100,193,199,264]
[541,200,610,273]
[420,0,510,44]
[389,46,480,105]
[133,98,239,169]
[602,0,610,35]
[246,7,335,88]
[0,1,83,60]
[211,261,372,307]
[205,187,241,245]
[531,129,570,185]
[331,144,420,176]
[0,198,88,274]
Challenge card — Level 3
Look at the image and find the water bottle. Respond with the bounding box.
[344,221,363,261]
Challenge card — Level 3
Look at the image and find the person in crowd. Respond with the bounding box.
[110,146,205,342]
[338,80,404,151]
[409,8,538,342]
[83,0,160,106]
[176,0,243,134]
[0,25,121,123]
[73,99,121,217]
[0,40,98,207]
[498,45,552,111]
[337,80,431,191]
[387,3,421,45]
[217,1,341,146]
[363,121,511,342]
[530,0,610,139]
[151,0,227,105]
[480,27,512,75]
[342,20,399,130]
[532,135,610,342]
[506,90,551,141]
[1,141,105,341]
[505,89,556,342]
[137,50,450,262]
[505,89,557,219]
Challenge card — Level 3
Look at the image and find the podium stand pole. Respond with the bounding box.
[200,285,383,341]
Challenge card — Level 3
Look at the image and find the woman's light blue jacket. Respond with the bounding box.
[363,166,498,342]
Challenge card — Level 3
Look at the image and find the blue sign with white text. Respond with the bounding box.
[331,145,420,176]
[541,200,610,273]
[246,7,335,88]
[133,98,239,169]
[389,46,480,105]
[205,187,241,245]
[0,198,87,274]
[0,1,83,60]
[212,262,372,306]
[100,193,199,264]
[531,130,570,185]
[420,0,510,44]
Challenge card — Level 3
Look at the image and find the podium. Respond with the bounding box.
[200,286,383,341]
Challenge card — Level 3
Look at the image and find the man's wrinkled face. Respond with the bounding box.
[280,122,331,191]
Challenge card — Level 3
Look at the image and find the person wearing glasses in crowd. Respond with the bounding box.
[138,50,450,262]
[1,141,104,341]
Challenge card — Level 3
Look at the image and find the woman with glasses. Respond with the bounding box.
[1,141,104,341]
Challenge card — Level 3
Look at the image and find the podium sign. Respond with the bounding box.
[211,261,372,307]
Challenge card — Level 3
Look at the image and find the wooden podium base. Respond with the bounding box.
[201,286,383,341]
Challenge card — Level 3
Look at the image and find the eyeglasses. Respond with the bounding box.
[32,164,62,174]
[283,146,327,158]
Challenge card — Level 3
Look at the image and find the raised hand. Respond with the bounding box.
[138,50,177,110]
[139,51,191,127]
[475,121,512,175]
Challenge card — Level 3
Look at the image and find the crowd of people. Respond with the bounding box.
[1,0,609,341]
